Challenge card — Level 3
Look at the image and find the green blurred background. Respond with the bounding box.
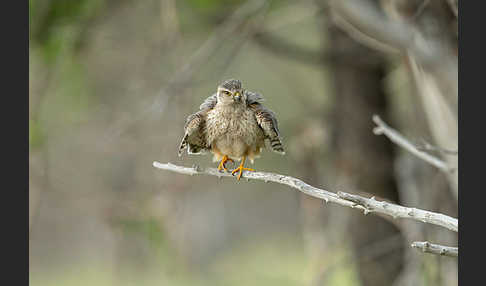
[29,0,458,285]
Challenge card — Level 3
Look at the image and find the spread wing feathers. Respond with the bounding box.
[178,93,218,156]
[178,111,209,156]
[249,102,285,155]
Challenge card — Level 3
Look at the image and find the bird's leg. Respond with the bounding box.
[231,156,255,180]
[217,155,234,172]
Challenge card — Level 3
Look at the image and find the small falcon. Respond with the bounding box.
[178,79,285,180]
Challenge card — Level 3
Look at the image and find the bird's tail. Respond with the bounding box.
[270,137,285,155]
[178,134,188,157]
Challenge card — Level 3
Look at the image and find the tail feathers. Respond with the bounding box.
[178,134,188,157]
[270,138,285,155]
[187,144,205,154]
[179,134,206,156]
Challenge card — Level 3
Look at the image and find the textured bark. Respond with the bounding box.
[153,162,458,232]
[327,24,404,286]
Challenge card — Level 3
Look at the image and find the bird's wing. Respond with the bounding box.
[245,90,264,105]
[248,100,285,155]
[199,93,218,110]
[178,93,218,156]
[178,93,219,156]
[178,111,209,156]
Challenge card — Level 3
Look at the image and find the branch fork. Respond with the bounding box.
[153,161,458,233]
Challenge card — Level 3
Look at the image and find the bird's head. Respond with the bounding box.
[216,79,245,105]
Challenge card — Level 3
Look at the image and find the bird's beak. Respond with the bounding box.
[233,92,241,101]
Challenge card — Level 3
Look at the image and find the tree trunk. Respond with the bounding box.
[326,24,404,286]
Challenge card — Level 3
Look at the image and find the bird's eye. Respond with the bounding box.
[222,90,231,96]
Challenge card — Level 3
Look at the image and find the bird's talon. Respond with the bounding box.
[217,155,233,172]
[231,166,255,180]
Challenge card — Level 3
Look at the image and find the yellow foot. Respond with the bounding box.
[231,165,255,180]
[217,155,234,172]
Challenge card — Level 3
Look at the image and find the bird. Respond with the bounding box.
[178,79,285,180]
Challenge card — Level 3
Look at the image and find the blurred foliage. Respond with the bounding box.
[30,231,360,286]
[30,0,105,53]
[30,0,98,153]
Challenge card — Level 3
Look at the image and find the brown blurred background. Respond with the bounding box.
[29,0,458,285]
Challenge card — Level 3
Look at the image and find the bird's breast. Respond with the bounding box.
[206,105,264,157]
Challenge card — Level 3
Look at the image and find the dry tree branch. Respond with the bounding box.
[334,192,457,232]
[329,0,458,108]
[411,241,458,257]
[253,29,385,68]
[329,0,442,66]
[329,11,400,55]
[152,161,458,232]
[415,138,458,156]
[372,115,455,173]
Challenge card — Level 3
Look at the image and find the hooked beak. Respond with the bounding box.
[233,91,241,101]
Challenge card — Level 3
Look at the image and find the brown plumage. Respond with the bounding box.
[178,79,284,180]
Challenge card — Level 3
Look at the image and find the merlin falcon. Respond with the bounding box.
[178,79,285,180]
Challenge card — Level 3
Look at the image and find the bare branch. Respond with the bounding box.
[153,161,458,232]
[329,0,458,104]
[253,30,384,68]
[372,115,455,173]
[329,11,400,55]
[415,138,458,155]
[329,0,439,65]
[335,192,457,232]
[411,241,458,257]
